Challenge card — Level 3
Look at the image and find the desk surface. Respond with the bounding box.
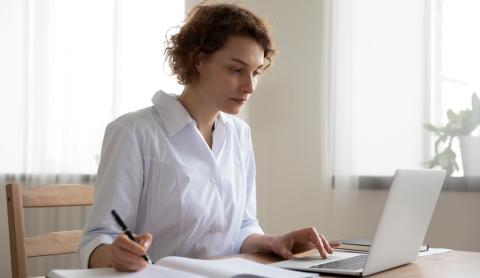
[235,250,480,278]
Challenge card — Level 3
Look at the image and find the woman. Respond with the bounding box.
[80,3,338,272]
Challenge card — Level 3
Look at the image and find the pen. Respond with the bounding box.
[111,209,153,265]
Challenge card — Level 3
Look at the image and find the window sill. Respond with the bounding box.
[334,176,480,192]
[0,173,96,185]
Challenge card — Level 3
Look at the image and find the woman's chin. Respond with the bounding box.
[221,106,242,115]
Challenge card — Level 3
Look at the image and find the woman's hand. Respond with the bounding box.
[110,233,153,271]
[89,233,153,272]
[270,227,340,260]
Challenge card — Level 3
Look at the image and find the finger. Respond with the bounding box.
[136,233,153,249]
[117,243,149,260]
[319,234,333,254]
[115,234,148,256]
[329,240,342,248]
[306,228,327,259]
[113,242,147,263]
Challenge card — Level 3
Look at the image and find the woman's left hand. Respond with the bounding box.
[270,227,340,260]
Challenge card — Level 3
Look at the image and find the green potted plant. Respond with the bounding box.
[424,92,480,176]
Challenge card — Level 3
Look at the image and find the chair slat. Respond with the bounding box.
[25,230,83,257]
[22,184,94,207]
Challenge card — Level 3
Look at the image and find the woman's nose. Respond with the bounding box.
[241,75,255,94]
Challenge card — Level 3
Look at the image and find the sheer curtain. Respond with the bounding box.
[330,0,430,188]
[0,0,183,276]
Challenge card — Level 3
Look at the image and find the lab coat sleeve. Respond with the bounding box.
[234,127,264,253]
[79,122,144,268]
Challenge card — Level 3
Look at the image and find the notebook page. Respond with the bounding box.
[157,257,317,278]
[47,265,206,278]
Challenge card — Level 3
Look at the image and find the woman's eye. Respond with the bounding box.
[231,68,242,74]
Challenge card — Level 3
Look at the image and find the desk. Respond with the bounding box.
[235,250,480,277]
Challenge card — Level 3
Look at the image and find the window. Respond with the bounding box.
[331,0,429,186]
[331,0,479,187]
[0,0,184,175]
[430,0,480,176]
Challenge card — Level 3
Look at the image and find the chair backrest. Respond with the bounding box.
[5,183,94,278]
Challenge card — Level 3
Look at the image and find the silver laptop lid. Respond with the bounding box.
[363,169,446,276]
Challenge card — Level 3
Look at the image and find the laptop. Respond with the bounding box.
[272,169,446,276]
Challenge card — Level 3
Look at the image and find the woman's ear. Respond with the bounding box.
[194,52,206,73]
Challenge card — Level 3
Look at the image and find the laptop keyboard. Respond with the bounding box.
[310,254,368,270]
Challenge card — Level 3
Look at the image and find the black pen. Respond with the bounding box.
[111,209,153,265]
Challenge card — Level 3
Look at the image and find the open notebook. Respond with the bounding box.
[47,256,317,278]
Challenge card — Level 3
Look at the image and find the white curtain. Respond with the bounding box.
[0,0,183,275]
[330,0,430,188]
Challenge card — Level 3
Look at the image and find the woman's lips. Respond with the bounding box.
[232,98,247,104]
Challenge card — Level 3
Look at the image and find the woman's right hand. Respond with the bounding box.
[110,233,153,271]
[89,233,153,272]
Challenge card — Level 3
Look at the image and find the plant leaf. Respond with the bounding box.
[424,123,440,132]
[446,109,458,122]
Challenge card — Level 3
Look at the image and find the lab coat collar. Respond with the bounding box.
[151,90,233,137]
[152,90,194,137]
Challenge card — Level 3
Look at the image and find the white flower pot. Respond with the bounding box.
[459,135,480,176]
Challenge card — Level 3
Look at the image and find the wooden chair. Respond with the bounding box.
[5,183,94,278]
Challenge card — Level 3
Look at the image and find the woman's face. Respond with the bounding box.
[194,35,265,115]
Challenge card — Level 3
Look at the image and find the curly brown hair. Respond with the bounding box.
[165,3,275,85]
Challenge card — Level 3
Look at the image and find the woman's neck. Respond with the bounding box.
[177,86,218,142]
